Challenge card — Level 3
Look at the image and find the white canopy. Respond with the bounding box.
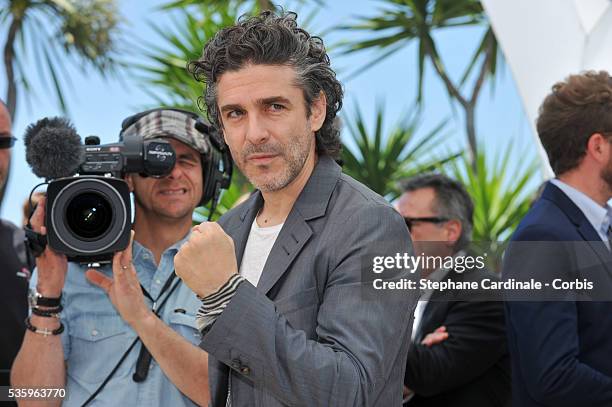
[482,0,612,177]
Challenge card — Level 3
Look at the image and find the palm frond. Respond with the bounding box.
[341,103,460,199]
[444,146,539,270]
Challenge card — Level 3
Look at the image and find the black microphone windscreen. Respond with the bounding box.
[24,117,84,179]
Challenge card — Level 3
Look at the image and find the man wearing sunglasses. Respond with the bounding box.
[0,100,16,198]
[0,99,29,403]
[396,174,510,407]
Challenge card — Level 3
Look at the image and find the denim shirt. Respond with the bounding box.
[32,235,202,406]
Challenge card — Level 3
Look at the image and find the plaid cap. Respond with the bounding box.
[121,109,211,155]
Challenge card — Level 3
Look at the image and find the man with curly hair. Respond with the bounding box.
[173,10,418,406]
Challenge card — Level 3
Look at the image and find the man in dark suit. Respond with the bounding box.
[504,70,612,407]
[0,99,29,402]
[397,174,510,406]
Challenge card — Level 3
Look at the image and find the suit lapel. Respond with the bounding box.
[230,192,263,268]
[414,275,452,343]
[576,220,612,274]
[415,302,446,344]
[257,156,341,295]
[414,304,431,344]
[257,215,313,294]
[543,182,612,274]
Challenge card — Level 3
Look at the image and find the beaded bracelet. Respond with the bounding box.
[25,317,64,336]
[31,303,63,313]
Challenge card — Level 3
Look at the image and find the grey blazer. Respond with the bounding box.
[200,155,418,406]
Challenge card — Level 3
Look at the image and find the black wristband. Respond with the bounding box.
[29,290,62,308]
[31,307,62,318]
[25,317,64,336]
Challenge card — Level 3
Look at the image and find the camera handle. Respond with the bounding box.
[23,182,49,271]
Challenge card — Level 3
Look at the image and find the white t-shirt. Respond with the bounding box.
[238,218,284,287]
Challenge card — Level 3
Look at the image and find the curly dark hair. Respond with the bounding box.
[537,70,612,175]
[187,10,344,158]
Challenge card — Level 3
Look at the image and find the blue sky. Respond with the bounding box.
[0,0,537,226]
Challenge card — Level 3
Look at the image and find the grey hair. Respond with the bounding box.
[187,10,344,158]
[400,173,474,252]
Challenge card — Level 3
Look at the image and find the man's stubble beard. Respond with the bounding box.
[134,192,194,223]
[240,127,313,193]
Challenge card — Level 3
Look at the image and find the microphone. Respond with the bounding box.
[24,117,84,179]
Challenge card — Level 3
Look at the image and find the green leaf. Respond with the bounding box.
[341,103,460,198]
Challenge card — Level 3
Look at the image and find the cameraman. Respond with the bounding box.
[11,109,223,406]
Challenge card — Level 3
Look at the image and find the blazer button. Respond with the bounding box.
[240,366,251,375]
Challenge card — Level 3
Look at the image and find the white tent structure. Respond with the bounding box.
[481,0,612,177]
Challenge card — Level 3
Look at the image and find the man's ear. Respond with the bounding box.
[125,174,135,192]
[445,219,462,247]
[310,91,327,133]
[587,133,610,165]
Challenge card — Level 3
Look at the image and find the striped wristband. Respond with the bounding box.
[196,274,245,333]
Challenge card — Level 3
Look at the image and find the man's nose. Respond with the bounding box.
[245,113,270,145]
[166,162,183,179]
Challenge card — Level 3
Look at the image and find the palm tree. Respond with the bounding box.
[1,0,122,206]
[135,1,239,112]
[338,0,502,168]
[445,146,538,271]
[341,102,460,200]
[1,0,122,120]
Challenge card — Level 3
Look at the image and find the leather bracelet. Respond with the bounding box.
[31,303,63,313]
[29,290,62,308]
[31,307,61,318]
[25,316,64,336]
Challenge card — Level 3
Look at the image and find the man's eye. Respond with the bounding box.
[227,110,243,119]
[269,104,285,111]
[180,159,196,167]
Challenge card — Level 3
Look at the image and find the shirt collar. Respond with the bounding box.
[550,179,612,234]
[132,230,191,262]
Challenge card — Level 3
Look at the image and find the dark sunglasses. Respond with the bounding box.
[0,134,16,149]
[404,216,449,232]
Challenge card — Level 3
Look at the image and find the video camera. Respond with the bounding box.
[24,117,176,263]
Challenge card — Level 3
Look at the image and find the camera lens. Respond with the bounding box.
[65,192,113,239]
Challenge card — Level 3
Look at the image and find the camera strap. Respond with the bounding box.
[132,272,178,382]
[24,226,47,258]
[81,271,181,407]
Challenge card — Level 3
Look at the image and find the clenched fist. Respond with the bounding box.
[175,222,238,298]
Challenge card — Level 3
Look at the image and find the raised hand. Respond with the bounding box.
[174,222,238,298]
[86,231,154,329]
